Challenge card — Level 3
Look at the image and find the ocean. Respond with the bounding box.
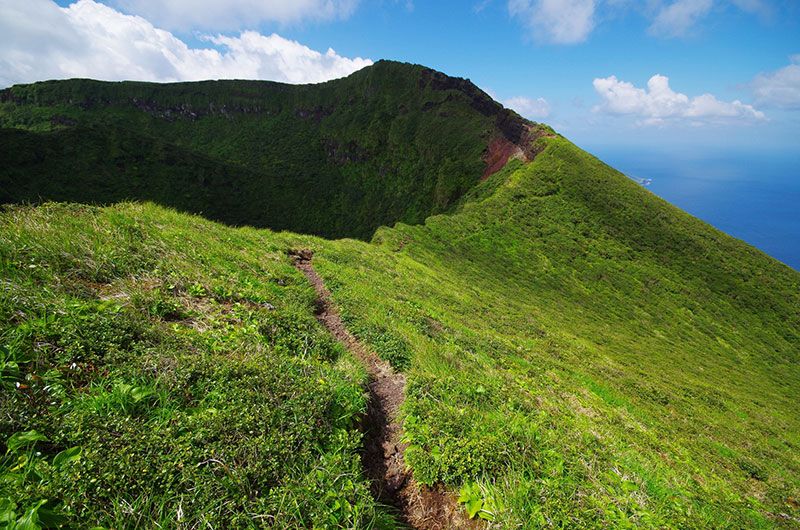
[585,147,800,271]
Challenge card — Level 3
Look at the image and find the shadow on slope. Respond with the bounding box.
[0,61,548,240]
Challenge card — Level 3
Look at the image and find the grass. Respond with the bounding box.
[0,202,400,528]
[0,61,540,240]
[306,137,799,528]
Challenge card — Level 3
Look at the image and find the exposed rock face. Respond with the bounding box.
[417,65,550,179]
[295,105,333,122]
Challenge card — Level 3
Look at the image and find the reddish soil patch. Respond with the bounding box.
[289,249,481,530]
[482,136,521,180]
[482,123,555,181]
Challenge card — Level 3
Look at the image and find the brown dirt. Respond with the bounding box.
[482,137,523,180]
[481,123,555,181]
[289,249,481,530]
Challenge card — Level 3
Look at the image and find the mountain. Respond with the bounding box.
[0,61,548,240]
[1,62,798,529]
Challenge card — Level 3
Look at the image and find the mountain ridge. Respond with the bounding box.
[0,60,550,239]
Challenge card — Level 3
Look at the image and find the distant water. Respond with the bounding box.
[584,147,800,271]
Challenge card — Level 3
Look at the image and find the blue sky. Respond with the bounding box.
[3,0,800,152]
[284,0,800,151]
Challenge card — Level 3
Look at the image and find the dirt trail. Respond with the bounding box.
[289,249,478,530]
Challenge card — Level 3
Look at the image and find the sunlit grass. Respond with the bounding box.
[2,135,798,528]
[311,137,799,528]
[0,202,397,528]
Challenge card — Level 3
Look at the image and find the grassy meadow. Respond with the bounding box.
[0,203,402,529]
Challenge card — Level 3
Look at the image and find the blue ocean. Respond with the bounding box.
[585,147,800,271]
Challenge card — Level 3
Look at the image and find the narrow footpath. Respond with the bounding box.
[289,249,478,530]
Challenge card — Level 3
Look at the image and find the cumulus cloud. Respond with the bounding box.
[648,0,777,37]
[0,0,371,88]
[750,55,800,109]
[508,0,596,44]
[649,0,713,37]
[593,74,765,125]
[504,96,551,119]
[113,0,360,31]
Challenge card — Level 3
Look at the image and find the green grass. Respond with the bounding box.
[0,203,400,529]
[306,137,799,528]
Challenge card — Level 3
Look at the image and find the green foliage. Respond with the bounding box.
[0,203,393,528]
[1,68,798,528]
[0,61,537,240]
[4,432,47,454]
[312,137,800,527]
[458,482,501,521]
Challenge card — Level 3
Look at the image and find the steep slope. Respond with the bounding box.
[310,137,800,527]
[3,141,798,528]
[0,61,547,239]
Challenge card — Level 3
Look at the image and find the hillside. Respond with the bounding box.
[317,138,800,527]
[0,61,547,240]
[1,63,799,529]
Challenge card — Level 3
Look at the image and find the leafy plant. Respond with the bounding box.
[458,482,499,521]
[0,345,25,389]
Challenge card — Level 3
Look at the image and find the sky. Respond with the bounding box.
[0,0,798,150]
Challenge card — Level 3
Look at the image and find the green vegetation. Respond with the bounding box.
[309,137,799,527]
[0,203,399,528]
[0,61,539,239]
[1,63,798,528]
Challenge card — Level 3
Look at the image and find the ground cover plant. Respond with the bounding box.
[0,202,399,529]
[309,137,800,528]
[0,61,541,240]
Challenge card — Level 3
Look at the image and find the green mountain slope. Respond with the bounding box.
[0,203,399,528]
[1,64,798,528]
[314,137,799,527]
[0,61,546,239]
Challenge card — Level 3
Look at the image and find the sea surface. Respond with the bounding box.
[584,146,800,271]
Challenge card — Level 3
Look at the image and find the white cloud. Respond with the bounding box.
[0,0,371,88]
[751,55,800,109]
[506,0,777,44]
[504,96,551,119]
[593,74,765,125]
[113,0,360,31]
[508,0,596,44]
[649,0,713,37]
[729,0,771,17]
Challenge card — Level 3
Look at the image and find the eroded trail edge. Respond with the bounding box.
[289,249,474,530]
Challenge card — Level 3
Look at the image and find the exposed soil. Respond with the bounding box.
[481,124,552,181]
[482,137,523,180]
[289,249,481,530]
